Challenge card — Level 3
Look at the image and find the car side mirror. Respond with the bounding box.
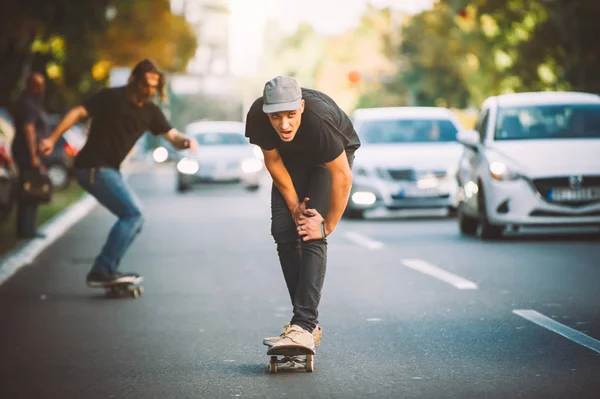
[457,129,480,149]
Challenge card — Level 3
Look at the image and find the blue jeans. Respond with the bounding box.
[75,168,144,273]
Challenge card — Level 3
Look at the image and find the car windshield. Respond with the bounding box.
[194,132,248,146]
[495,103,600,140]
[356,119,458,144]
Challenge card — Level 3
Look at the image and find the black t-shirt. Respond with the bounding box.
[75,87,172,169]
[11,92,50,165]
[245,88,360,166]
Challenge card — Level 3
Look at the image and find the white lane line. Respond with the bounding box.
[401,259,478,290]
[342,232,384,250]
[513,309,600,354]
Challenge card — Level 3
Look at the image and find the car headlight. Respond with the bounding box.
[351,191,377,205]
[241,158,263,174]
[177,158,199,175]
[489,161,521,181]
[152,147,169,163]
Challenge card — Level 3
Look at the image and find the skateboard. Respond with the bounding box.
[265,343,315,373]
[89,276,144,298]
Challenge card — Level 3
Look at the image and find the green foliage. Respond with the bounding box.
[0,0,197,113]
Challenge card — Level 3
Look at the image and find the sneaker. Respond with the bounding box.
[86,270,140,287]
[263,324,323,347]
[271,324,315,351]
[263,322,292,346]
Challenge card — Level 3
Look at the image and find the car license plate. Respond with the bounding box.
[398,187,439,198]
[548,187,600,202]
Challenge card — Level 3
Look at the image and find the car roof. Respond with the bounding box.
[352,107,456,121]
[491,91,600,107]
[185,120,245,135]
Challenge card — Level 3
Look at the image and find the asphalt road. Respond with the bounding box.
[1,163,599,399]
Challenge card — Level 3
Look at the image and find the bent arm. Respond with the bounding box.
[48,106,88,143]
[262,148,300,213]
[162,128,190,150]
[323,151,353,235]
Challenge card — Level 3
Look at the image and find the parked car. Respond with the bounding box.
[456,91,600,239]
[345,107,465,219]
[0,112,17,224]
[176,121,264,192]
[44,116,87,191]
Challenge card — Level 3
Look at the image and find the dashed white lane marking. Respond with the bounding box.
[513,309,600,354]
[401,259,478,290]
[343,232,384,250]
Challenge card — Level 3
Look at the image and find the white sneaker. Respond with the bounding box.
[271,324,315,351]
[263,324,322,347]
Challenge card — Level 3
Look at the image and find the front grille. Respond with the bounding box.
[390,193,450,200]
[532,175,600,206]
[388,169,416,181]
[386,169,447,181]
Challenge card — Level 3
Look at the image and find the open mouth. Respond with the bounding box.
[280,131,293,140]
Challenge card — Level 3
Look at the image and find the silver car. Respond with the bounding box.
[176,121,263,192]
[345,107,465,219]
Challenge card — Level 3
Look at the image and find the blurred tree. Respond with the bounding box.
[313,6,406,112]
[0,0,197,114]
[262,22,326,89]
[394,2,473,108]
[0,0,115,112]
[96,0,197,73]
[444,0,600,93]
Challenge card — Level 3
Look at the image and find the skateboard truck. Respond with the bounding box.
[266,345,315,373]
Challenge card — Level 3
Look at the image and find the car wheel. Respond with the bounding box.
[47,163,70,191]
[177,178,190,193]
[245,184,260,192]
[477,185,504,240]
[458,203,477,236]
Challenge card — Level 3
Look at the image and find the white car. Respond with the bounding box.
[346,107,465,219]
[176,121,264,192]
[456,91,600,239]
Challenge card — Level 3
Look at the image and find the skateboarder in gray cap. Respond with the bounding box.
[245,76,361,350]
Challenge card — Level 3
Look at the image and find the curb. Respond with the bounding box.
[0,194,98,286]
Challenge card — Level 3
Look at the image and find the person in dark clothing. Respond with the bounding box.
[245,76,360,351]
[11,72,50,239]
[38,59,198,286]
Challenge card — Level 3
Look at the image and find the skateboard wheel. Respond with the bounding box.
[306,354,314,372]
[132,289,139,298]
[138,286,144,295]
[268,357,278,373]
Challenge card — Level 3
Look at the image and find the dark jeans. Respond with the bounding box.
[271,155,354,332]
[75,168,144,273]
[14,161,39,239]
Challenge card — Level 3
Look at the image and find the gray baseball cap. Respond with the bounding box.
[262,76,302,114]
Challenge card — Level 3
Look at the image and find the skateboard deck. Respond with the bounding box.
[89,276,144,298]
[266,343,315,373]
